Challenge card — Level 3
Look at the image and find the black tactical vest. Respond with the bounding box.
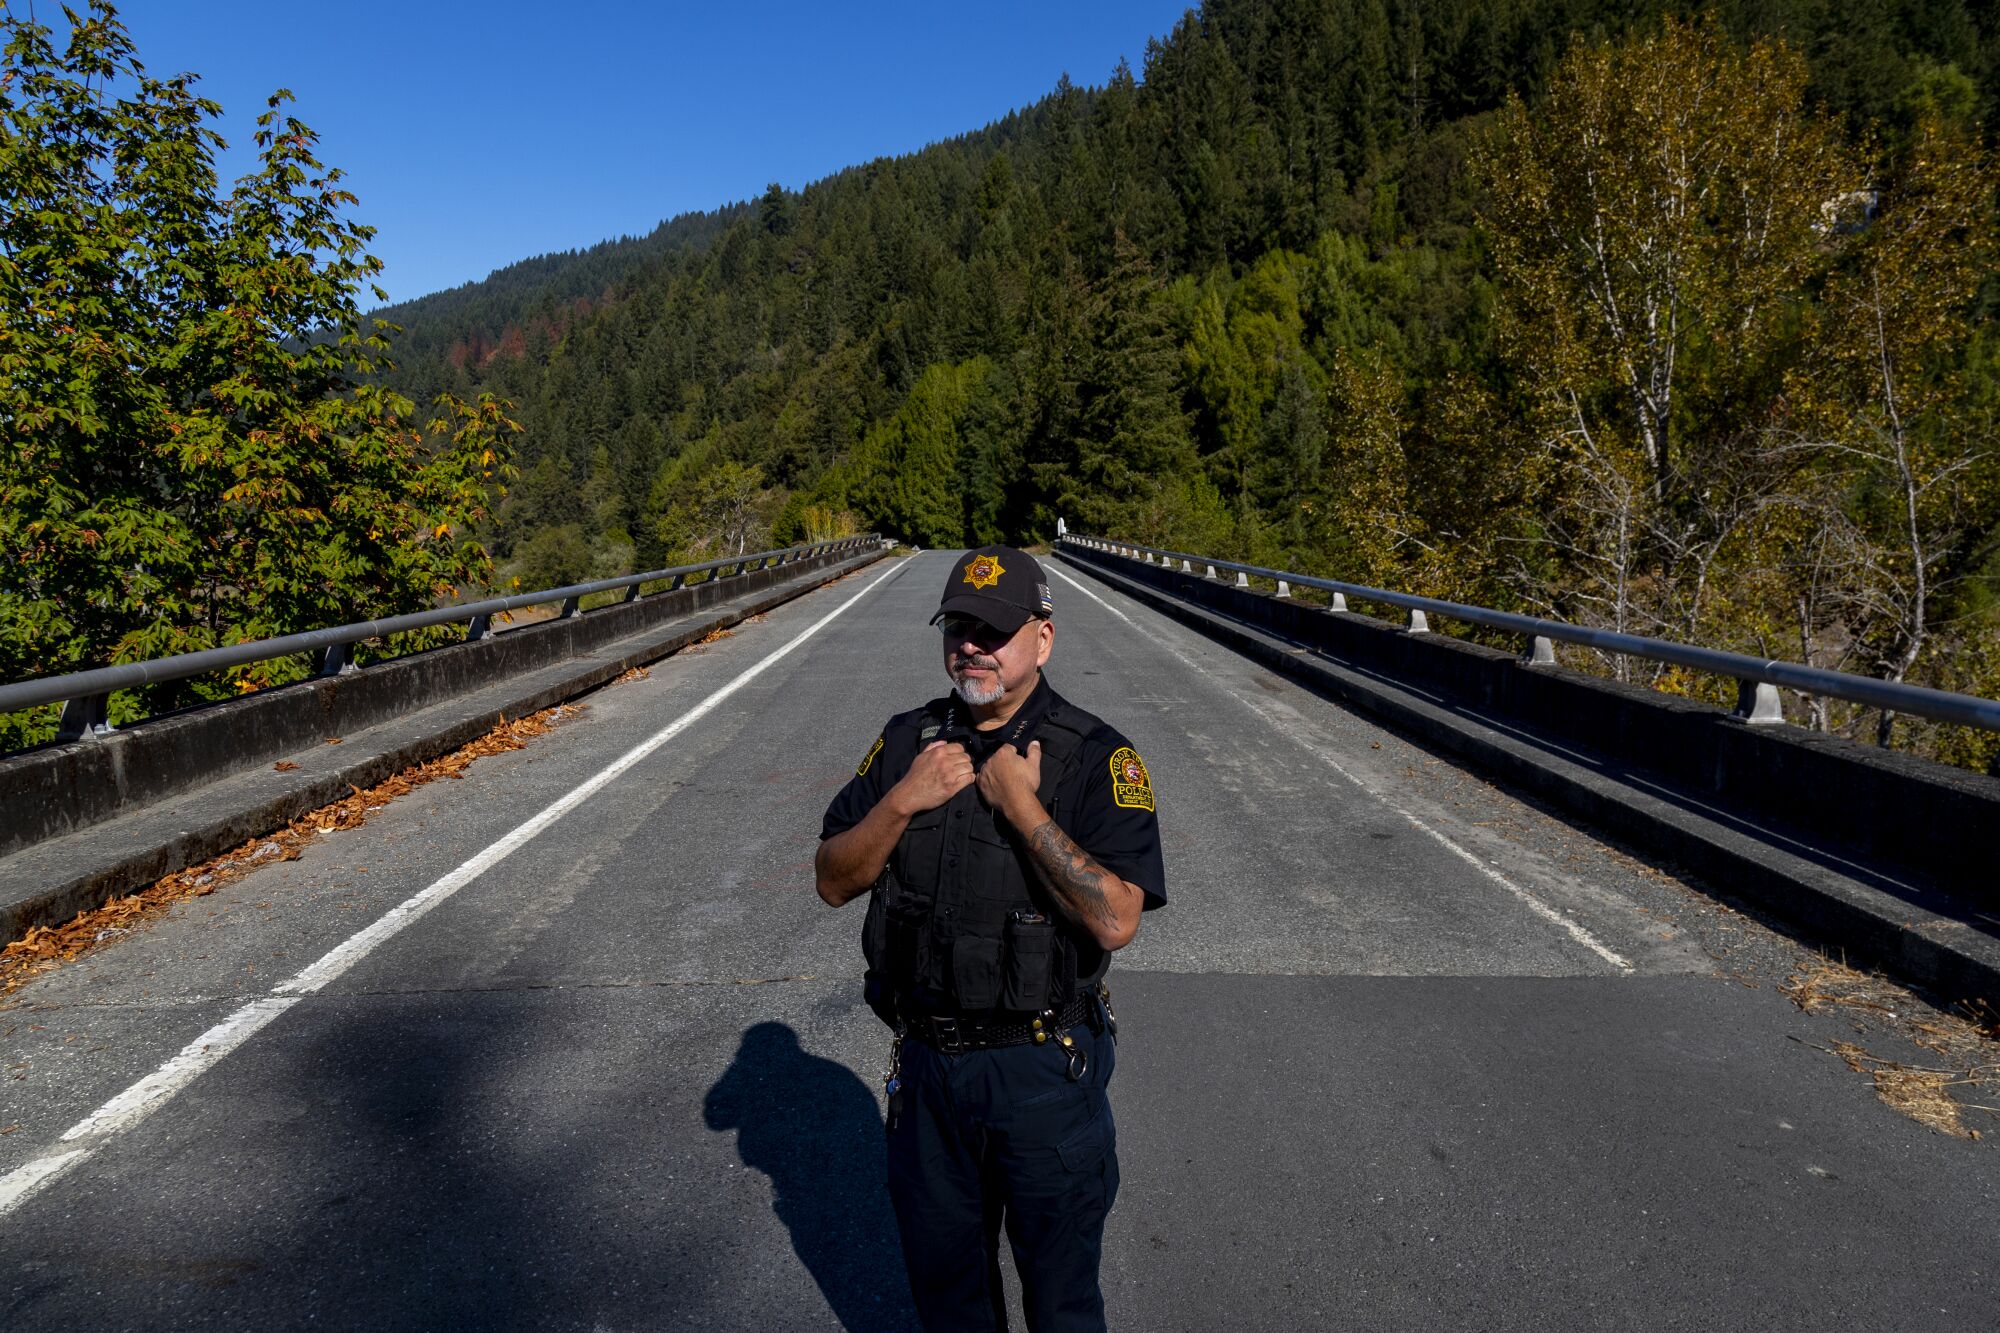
[862,696,1107,1019]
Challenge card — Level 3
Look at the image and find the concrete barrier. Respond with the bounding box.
[1,547,882,861]
[1061,543,2000,1007]
[1064,542,1998,905]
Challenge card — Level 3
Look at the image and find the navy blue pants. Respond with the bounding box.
[887,1019,1118,1333]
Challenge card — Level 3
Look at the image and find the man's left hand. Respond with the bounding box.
[978,739,1043,827]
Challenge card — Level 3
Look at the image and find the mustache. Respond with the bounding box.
[951,654,1001,672]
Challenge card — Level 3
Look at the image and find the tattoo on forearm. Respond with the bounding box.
[1024,820,1120,932]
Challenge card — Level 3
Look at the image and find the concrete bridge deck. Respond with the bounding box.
[1,550,1993,1329]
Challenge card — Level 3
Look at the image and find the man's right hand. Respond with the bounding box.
[818,741,973,907]
[889,740,975,816]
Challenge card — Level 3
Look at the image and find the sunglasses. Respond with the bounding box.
[936,614,1019,647]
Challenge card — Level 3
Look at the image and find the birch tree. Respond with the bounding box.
[1776,115,1998,743]
[1476,19,1855,662]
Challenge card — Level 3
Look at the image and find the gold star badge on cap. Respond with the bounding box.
[961,554,1006,589]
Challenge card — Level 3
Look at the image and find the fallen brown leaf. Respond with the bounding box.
[273,761,299,772]
[1,703,582,997]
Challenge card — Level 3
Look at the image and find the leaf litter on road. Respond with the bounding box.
[0,704,583,998]
[1782,954,2000,1140]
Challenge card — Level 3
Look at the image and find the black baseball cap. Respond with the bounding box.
[931,546,1054,634]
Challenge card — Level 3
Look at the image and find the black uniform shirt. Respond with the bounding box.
[821,674,1167,909]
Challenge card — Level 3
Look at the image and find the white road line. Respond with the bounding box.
[0,557,910,1224]
[0,1149,88,1218]
[1049,562,1633,972]
[60,996,302,1142]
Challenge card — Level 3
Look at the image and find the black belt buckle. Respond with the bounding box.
[931,1016,964,1055]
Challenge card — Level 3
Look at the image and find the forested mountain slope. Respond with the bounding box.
[374,205,747,402]
[373,0,2000,766]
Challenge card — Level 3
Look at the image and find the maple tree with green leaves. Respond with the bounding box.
[0,1,518,748]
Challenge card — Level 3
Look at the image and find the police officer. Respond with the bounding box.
[816,545,1167,1333]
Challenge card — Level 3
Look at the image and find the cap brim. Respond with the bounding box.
[930,593,1036,634]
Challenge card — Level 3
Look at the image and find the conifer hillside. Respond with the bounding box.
[373,0,2000,767]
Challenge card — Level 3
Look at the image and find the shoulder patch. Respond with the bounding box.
[856,736,885,777]
[1108,746,1154,812]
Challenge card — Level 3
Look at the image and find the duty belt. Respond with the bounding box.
[901,993,1095,1055]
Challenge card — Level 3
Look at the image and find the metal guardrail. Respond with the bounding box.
[1062,535,2000,734]
[3,536,885,742]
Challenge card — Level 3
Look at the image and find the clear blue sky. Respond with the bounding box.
[111,2,1194,306]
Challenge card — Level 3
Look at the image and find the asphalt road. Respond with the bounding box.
[1,549,1993,1330]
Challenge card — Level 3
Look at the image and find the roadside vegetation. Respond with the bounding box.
[5,1,1999,768]
[0,2,518,748]
[374,3,2000,768]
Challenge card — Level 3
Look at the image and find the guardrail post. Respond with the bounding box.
[318,642,360,677]
[1205,564,1219,580]
[1275,580,1292,598]
[466,615,492,642]
[1180,559,1193,574]
[558,596,582,619]
[1735,680,1785,725]
[1406,609,1430,633]
[1235,571,1250,588]
[1523,635,1556,666]
[1328,592,1348,612]
[56,693,112,742]
[624,581,645,603]
[670,573,686,591]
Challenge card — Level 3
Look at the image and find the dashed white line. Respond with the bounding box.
[1048,561,1632,973]
[0,557,911,1223]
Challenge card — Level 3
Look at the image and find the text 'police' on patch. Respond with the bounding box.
[1108,746,1154,811]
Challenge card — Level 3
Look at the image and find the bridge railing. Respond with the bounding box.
[2,536,884,743]
[1061,536,2000,735]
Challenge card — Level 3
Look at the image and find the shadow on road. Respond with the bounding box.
[705,1021,919,1332]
